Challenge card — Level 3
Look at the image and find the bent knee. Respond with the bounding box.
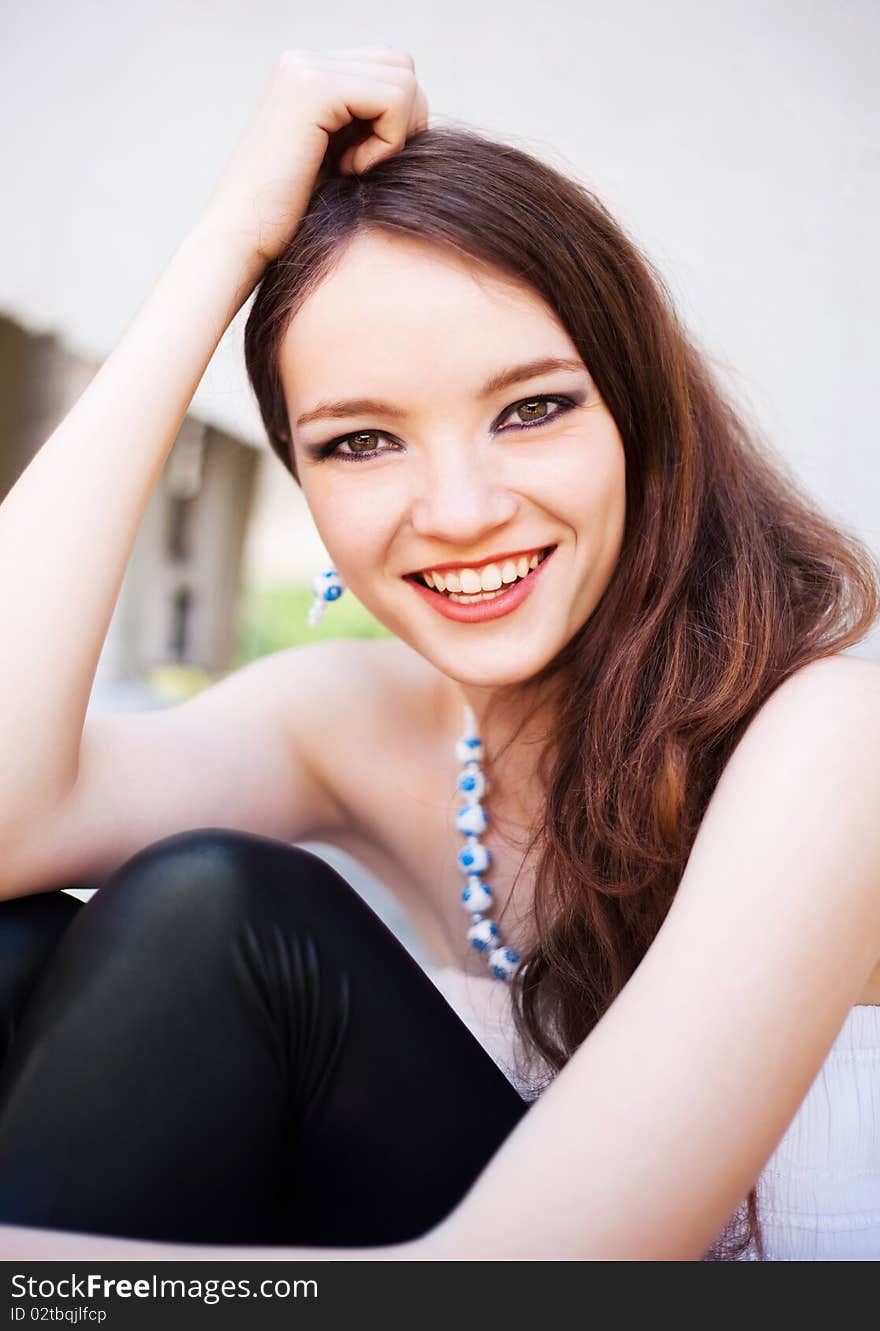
[94,829,329,937]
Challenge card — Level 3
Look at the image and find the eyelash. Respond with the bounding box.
[313,394,578,464]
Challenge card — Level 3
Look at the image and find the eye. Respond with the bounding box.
[321,430,396,463]
[495,394,576,431]
[311,393,578,464]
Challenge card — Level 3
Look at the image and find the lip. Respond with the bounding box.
[408,545,550,577]
[404,546,557,623]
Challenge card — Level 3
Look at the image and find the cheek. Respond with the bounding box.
[586,442,627,573]
[531,423,626,528]
[590,436,627,573]
[302,480,394,579]
[595,434,627,526]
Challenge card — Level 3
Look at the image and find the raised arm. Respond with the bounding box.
[0,222,261,880]
[0,46,428,896]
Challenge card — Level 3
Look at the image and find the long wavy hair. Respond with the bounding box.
[243,124,880,1259]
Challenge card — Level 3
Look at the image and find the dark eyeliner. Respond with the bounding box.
[491,392,583,433]
[305,392,583,464]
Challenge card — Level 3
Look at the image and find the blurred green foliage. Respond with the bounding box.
[233,580,393,667]
[145,662,216,703]
[145,581,393,704]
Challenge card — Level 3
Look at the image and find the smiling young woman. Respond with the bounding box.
[241,123,880,1257]
[1,45,879,1262]
[273,227,627,677]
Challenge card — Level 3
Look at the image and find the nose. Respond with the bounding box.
[407,440,519,547]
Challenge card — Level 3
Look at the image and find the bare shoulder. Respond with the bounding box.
[5,635,429,897]
[292,632,446,803]
[664,650,880,1002]
[292,633,439,715]
[747,652,880,742]
[716,653,880,797]
[778,651,880,697]
[361,633,448,699]
[344,634,451,756]
[685,650,880,918]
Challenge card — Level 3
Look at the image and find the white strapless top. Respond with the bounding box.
[424,964,880,1260]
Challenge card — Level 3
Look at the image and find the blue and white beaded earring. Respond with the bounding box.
[307,569,346,627]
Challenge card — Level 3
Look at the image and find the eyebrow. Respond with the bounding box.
[293,356,588,430]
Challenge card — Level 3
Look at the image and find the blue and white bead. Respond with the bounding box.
[454,704,521,983]
[457,838,490,876]
[461,877,494,914]
[488,946,521,981]
[457,765,486,801]
[455,802,488,836]
[455,735,484,765]
[467,916,501,952]
[307,569,345,626]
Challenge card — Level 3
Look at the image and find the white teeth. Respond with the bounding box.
[459,568,482,594]
[448,589,505,602]
[419,548,550,596]
[480,563,502,591]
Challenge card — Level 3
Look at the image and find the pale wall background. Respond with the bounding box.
[1,0,877,636]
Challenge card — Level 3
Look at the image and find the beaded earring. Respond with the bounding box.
[307,569,346,627]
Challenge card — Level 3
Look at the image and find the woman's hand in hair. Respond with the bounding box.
[199,44,429,268]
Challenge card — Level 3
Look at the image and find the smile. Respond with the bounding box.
[404,546,557,623]
[414,547,550,596]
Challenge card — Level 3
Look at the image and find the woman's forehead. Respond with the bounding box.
[278,232,574,401]
[287,231,557,336]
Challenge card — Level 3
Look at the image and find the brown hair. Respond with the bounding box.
[244,124,880,1258]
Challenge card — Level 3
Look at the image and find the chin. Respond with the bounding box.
[434,643,562,691]
[376,584,575,689]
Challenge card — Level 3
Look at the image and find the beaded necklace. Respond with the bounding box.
[455,703,521,982]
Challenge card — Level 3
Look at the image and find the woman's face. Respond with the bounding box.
[278,230,626,688]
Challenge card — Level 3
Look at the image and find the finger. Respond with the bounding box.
[410,86,429,134]
[333,83,428,174]
[324,77,418,173]
[305,45,416,72]
[306,57,415,90]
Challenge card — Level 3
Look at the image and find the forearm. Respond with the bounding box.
[0,221,264,876]
[0,1222,430,1262]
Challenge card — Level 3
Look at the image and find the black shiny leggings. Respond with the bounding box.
[0,830,530,1247]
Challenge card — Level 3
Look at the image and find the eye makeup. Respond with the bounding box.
[299,387,593,465]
